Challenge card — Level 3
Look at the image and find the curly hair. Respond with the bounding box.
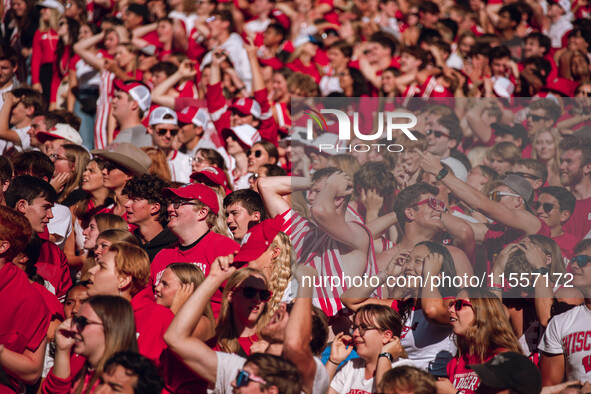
[454,288,522,362]
[121,174,171,226]
[0,206,33,260]
[258,232,292,325]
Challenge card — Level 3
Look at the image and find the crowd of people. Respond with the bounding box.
[2,0,591,391]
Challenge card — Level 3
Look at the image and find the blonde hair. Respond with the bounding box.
[454,288,522,362]
[39,7,60,31]
[259,232,293,325]
[328,154,361,179]
[59,144,91,204]
[108,243,150,295]
[215,268,269,354]
[531,128,560,179]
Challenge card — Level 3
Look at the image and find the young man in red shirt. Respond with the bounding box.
[0,206,50,393]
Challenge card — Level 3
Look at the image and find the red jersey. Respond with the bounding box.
[42,354,92,394]
[286,59,322,83]
[0,263,50,394]
[563,196,591,239]
[37,238,73,302]
[32,282,64,321]
[31,29,58,84]
[131,286,174,366]
[553,231,580,267]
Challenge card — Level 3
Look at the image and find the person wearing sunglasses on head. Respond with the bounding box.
[539,238,591,387]
[419,151,551,273]
[147,106,192,183]
[165,258,329,394]
[42,295,138,394]
[534,186,580,264]
[436,288,522,394]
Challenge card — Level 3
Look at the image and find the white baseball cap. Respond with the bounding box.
[149,106,178,126]
[36,123,83,145]
[37,0,64,13]
[177,106,208,128]
[221,124,261,148]
[114,80,151,112]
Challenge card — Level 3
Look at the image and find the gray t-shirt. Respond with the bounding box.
[214,352,329,394]
[113,124,152,148]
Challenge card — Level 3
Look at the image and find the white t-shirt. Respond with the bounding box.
[47,203,73,249]
[214,352,329,394]
[330,357,415,394]
[0,124,30,154]
[538,304,591,383]
[399,308,456,377]
[168,150,192,184]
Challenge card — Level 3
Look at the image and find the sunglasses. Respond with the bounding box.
[247,149,264,158]
[527,114,548,122]
[349,324,378,336]
[237,286,272,302]
[572,255,591,268]
[71,315,103,331]
[533,201,557,214]
[235,370,267,387]
[489,191,521,202]
[576,91,591,97]
[412,196,446,211]
[449,299,473,311]
[505,171,540,181]
[426,129,449,138]
[156,128,179,137]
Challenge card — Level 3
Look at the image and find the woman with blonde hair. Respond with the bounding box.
[328,154,361,179]
[87,242,174,365]
[438,288,522,394]
[31,1,61,104]
[52,144,91,206]
[531,128,561,186]
[213,267,271,356]
[42,295,138,394]
[486,142,520,176]
[155,263,217,393]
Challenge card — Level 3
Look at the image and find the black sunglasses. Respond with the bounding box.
[156,128,179,137]
[103,160,126,173]
[572,255,591,268]
[527,114,548,122]
[71,315,103,331]
[533,201,557,214]
[237,286,272,302]
[576,91,591,97]
[247,149,263,158]
[505,171,540,181]
[426,129,449,138]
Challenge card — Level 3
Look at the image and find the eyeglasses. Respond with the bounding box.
[576,91,591,97]
[71,315,103,331]
[49,154,73,162]
[155,128,179,137]
[170,200,200,209]
[412,196,446,211]
[247,149,263,158]
[349,324,378,336]
[489,191,521,202]
[533,201,557,214]
[449,299,473,311]
[426,129,449,138]
[235,370,267,388]
[235,286,272,302]
[206,16,217,23]
[527,113,549,122]
[505,171,540,181]
[572,255,591,268]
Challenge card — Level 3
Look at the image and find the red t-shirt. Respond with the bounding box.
[150,231,240,314]
[553,231,580,267]
[131,286,174,366]
[563,196,591,240]
[0,263,50,394]
[447,349,506,393]
[32,282,65,321]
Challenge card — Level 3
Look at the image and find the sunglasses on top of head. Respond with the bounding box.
[505,171,540,181]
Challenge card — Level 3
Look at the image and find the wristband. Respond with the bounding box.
[436,167,449,181]
[378,352,393,362]
[328,358,340,366]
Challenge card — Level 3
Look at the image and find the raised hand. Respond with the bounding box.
[329,332,354,364]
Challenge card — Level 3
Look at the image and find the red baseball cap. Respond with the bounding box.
[190,166,229,189]
[230,97,262,119]
[234,217,284,263]
[162,183,219,214]
[177,106,208,127]
[114,80,152,112]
